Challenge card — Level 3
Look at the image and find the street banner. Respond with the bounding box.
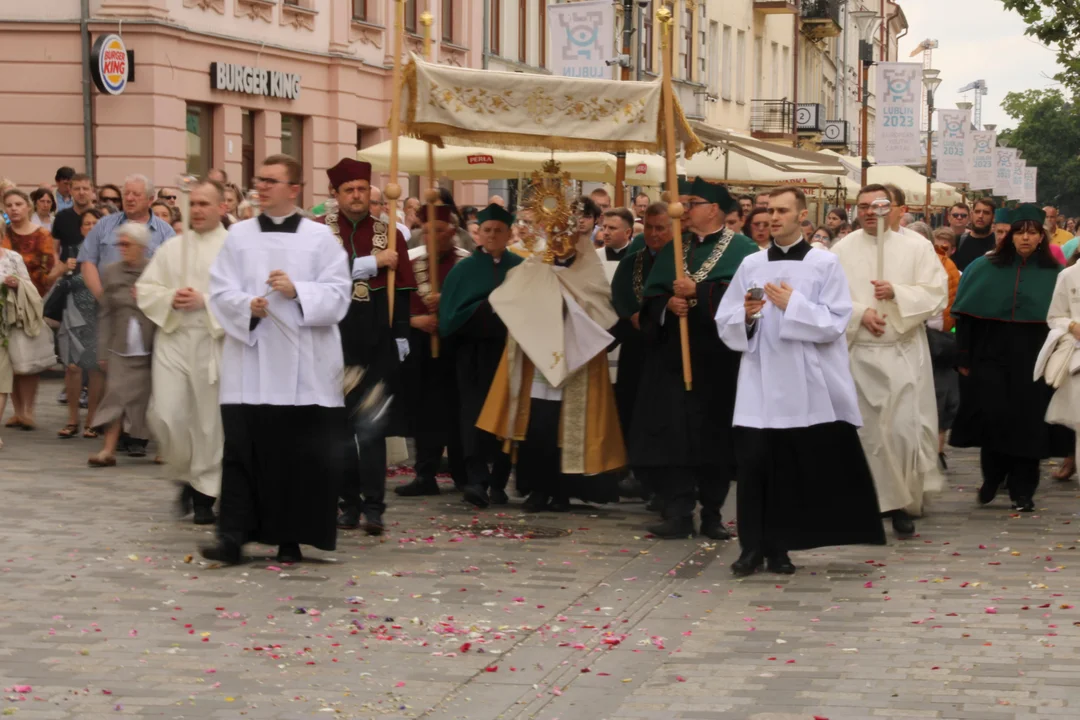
[1023,166,1037,203]
[936,109,971,183]
[1011,157,1026,201]
[968,131,996,190]
[548,0,616,79]
[874,63,923,165]
[993,148,1015,197]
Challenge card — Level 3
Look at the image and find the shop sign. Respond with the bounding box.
[91,34,130,95]
[467,155,494,165]
[211,62,301,100]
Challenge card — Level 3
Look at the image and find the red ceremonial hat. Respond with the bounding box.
[418,205,453,224]
[326,158,372,189]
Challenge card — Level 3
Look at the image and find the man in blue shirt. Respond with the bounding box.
[78,173,173,300]
[54,166,76,212]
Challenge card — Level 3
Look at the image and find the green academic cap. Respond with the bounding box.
[1012,203,1046,226]
[993,207,1012,224]
[688,177,737,214]
[677,175,692,196]
[477,203,514,227]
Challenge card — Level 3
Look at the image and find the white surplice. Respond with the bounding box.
[208,215,351,408]
[831,228,947,515]
[136,224,229,497]
[715,242,861,429]
[1045,264,1080,458]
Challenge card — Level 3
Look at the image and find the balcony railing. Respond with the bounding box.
[753,0,797,13]
[750,99,795,137]
[801,0,842,40]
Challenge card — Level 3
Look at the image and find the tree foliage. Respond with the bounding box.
[998,89,1080,213]
[999,0,1080,91]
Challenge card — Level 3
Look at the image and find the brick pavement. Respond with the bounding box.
[1,379,1079,720]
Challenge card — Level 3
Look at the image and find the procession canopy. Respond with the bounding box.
[402,55,704,158]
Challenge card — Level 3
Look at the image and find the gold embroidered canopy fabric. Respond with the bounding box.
[402,56,704,158]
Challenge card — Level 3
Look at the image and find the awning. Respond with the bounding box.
[356,138,670,186]
[401,55,703,158]
[688,121,848,176]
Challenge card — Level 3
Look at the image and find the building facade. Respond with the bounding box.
[0,0,486,207]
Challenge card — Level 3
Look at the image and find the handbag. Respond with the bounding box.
[42,273,72,324]
[1044,333,1075,389]
[7,324,56,374]
[926,327,957,369]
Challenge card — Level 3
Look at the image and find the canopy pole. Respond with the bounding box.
[659,7,692,392]
[383,0,406,322]
[421,11,440,358]
[613,0,635,207]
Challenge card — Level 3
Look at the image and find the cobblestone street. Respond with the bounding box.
[2,380,1079,719]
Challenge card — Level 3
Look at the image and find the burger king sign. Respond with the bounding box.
[91,34,130,95]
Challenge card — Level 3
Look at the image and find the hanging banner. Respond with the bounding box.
[993,148,1014,197]
[935,109,971,183]
[547,0,616,79]
[874,63,924,165]
[1011,157,1026,201]
[968,131,996,190]
[1023,166,1037,203]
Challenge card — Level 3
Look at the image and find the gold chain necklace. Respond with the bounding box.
[632,251,645,303]
[683,229,733,283]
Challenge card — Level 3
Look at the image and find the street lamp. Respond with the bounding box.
[923,68,943,218]
[983,123,997,133]
[851,9,881,186]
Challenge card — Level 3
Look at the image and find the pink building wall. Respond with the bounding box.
[0,0,488,208]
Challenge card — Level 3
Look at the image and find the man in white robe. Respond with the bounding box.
[831,184,948,537]
[136,180,229,525]
[716,186,886,577]
[202,154,351,565]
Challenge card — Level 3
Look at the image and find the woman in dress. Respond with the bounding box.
[1046,252,1080,472]
[30,188,56,230]
[88,222,154,467]
[2,188,60,430]
[0,245,33,450]
[56,208,106,439]
[950,205,1072,512]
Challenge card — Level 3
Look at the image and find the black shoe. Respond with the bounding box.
[337,507,361,530]
[731,550,764,577]
[127,439,148,458]
[645,495,663,514]
[766,552,796,574]
[78,388,88,409]
[548,498,571,513]
[394,477,440,497]
[700,518,732,541]
[193,505,216,526]
[488,488,509,505]
[362,511,385,536]
[276,542,303,564]
[618,475,644,499]
[938,452,948,471]
[1014,497,1035,513]
[199,542,243,565]
[463,486,490,509]
[646,518,696,539]
[177,484,194,518]
[891,511,916,537]
[522,493,550,513]
[978,480,999,505]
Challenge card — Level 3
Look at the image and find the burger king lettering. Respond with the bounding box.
[210,62,302,100]
[90,34,130,95]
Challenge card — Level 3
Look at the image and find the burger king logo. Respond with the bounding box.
[91,34,129,95]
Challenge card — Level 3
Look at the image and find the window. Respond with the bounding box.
[539,0,546,68]
[241,109,255,192]
[736,30,746,103]
[405,0,417,34]
[720,26,732,101]
[490,0,500,55]
[782,45,790,98]
[518,0,527,63]
[441,0,452,42]
[770,42,778,97]
[680,5,692,79]
[642,12,654,73]
[351,0,366,21]
[281,114,303,171]
[185,103,212,178]
[707,22,719,95]
[753,37,763,99]
[697,4,706,77]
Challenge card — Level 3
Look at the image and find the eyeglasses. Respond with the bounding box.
[950,213,969,220]
[101,196,121,203]
[254,176,296,187]
[161,195,177,201]
[116,241,132,248]
[686,201,713,208]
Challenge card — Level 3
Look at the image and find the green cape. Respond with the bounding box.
[438,249,524,336]
[611,248,655,318]
[627,232,645,254]
[951,255,1060,323]
[643,230,758,297]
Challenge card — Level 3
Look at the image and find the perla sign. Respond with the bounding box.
[210,62,301,100]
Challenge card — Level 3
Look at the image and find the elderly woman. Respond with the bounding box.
[88,222,154,467]
[0,242,34,450]
[3,188,60,430]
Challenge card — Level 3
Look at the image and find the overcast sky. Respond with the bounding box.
[897,0,1066,130]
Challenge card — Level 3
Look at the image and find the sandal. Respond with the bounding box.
[19,421,36,432]
[5,417,24,429]
[1053,457,1076,481]
[88,454,117,468]
[58,424,80,439]
[82,427,99,439]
